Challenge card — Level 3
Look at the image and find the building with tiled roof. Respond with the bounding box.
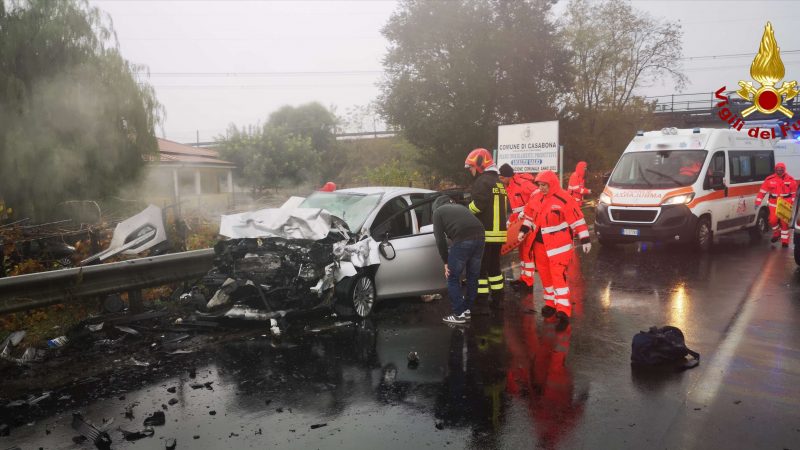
[142,139,237,213]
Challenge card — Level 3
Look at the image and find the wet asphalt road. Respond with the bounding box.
[3,233,800,449]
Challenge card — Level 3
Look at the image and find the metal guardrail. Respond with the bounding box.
[0,248,215,314]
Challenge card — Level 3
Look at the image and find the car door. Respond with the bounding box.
[370,194,445,299]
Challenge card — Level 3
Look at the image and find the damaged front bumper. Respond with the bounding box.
[196,207,381,320]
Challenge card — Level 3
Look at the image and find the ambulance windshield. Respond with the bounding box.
[609,150,708,189]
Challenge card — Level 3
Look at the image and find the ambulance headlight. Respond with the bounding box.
[599,192,612,205]
[662,193,695,205]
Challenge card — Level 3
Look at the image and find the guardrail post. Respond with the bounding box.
[671,94,674,113]
[128,289,144,314]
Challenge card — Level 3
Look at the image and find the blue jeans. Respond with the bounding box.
[447,239,484,315]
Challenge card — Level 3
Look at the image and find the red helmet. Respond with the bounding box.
[464,148,494,173]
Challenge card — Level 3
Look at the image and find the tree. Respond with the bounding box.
[267,102,344,182]
[379,0,570,181]
[217,123,318,194]
[563,0,685,114]
[0,0,161,220]
[560,0,685,169]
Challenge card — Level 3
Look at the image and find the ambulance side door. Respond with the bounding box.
[703,151,732,232]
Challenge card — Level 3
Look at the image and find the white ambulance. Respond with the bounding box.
[595,127,775,251]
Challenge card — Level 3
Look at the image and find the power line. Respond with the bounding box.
[680,50,800,61]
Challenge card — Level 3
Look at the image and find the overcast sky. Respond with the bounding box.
[90,0,800,144]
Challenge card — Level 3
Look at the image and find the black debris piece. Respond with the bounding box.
[119,427,155,441]
[435,422,444,430]
[167,387,177,393]
[209,410,216,416]
[143,411,166,427]
[168,398,179,406]
[165,437,177,450]
[310,423,327,430]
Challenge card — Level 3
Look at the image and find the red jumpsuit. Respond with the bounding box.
[506,173,537,286]
[521,171,590,317]
[756,163,797,245]
[566,161,590,204]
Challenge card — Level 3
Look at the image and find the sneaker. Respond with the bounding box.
[443,315,466,324]
[462,309,471,320]
[541,305,556,317]
[555,311,570,331]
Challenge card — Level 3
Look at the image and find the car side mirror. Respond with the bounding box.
[379,241,396,260]
[419,224,434,234]
[602,171,611,185]
[710,171,725,190]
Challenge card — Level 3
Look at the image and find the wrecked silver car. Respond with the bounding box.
[201,187,449,320]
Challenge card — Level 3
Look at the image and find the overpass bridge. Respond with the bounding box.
[646,90,800,129]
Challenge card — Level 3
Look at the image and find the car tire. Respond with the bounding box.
[335,273,376,319]
[694,216,712,252]
[748,208,769,242]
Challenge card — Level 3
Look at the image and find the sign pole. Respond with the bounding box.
[559,145,564,186]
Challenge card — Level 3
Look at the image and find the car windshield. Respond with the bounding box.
[300,192,382,232]
[609,150,708,189]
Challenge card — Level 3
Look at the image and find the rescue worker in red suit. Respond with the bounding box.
[498,163,537,288]
[465,148,508,309]
[319,181,336,192]
[566,161,592,204]
[517,170,590,329]
[755,162,797,247]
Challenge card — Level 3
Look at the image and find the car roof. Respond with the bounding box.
[334,186,436,196]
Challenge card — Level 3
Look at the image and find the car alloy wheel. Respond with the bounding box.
[352,275,375,318]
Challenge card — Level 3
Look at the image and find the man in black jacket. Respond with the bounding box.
[433,195,485,324]
[464,148,508,309]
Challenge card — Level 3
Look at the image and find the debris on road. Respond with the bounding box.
[143,411,166,427]
[119,426,154,441]
[71,413,112,450]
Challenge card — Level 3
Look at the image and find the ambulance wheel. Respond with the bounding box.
[748,208,769,242]
[694,216,712,252]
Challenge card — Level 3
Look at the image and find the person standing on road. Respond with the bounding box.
[567,161,592,204]
[498,163,537,288]
[755,162,797,247]
[432,195,485,324]
[465,148,508,309]
[518,170,590,330]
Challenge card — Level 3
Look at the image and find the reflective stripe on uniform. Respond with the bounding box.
[570,218,586,228]
[541,222,569,234]
[478,278,489,294]
[512,206,525,213]
[546,243,573,257]
[578,230,590,239]
[469,201,481,214]
[555,287,569,295]
[489,273,505,290]
[555,298,570,307]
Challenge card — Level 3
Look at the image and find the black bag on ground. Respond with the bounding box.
[631,326,700,370]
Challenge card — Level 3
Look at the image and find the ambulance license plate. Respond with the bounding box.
[622,228,639,236]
